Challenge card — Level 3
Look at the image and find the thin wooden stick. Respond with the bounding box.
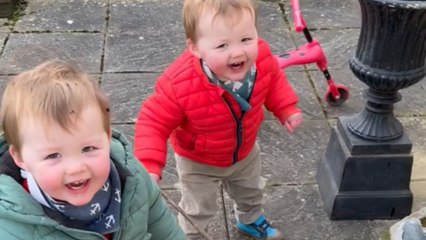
[161,190,214,240]
[220,184,231,240]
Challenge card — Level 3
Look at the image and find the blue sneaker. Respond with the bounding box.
[235,215,284,240]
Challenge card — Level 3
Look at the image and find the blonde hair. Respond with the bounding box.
[182,0,257,42]
[0,59,110,153]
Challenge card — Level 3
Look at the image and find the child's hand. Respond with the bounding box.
[149,173,161,184]
[282,112,303,133]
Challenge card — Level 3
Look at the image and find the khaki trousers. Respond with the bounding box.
[175,143,265,235]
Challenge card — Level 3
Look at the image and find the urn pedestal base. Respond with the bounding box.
[317,116,413,220]
[0,0,20,18]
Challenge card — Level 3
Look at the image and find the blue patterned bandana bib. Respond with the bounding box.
[201,60,256,112]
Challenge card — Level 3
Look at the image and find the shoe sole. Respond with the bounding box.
[234,225,285,240]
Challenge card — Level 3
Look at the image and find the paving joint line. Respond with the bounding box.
[99,0,111,76]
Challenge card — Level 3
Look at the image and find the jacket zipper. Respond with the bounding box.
[220,71,255,164]
[221,97,245,165]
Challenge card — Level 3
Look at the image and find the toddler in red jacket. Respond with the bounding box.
[134,0,303,239]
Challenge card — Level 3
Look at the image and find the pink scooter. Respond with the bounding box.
[275,0,349,106]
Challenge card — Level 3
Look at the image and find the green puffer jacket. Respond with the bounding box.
[0,130,185,240]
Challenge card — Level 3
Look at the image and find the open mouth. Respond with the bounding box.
[66,179,89,190]
[229,61,244,70]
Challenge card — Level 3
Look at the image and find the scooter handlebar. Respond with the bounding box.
[291,0,305,32]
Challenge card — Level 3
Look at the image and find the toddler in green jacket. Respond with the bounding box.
[0,60,185,240]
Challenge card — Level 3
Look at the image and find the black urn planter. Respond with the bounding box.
[317,0,426,220]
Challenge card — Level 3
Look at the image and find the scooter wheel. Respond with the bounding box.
[325,85,349,106]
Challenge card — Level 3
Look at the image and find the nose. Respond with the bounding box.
[65,158,87,175]
[230,46,244,58]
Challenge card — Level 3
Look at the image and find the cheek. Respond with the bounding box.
[90,152,111,178]
[203,54,227,72]
[207,60,223,72]
[247,46,258,60]
[33,169,63,193]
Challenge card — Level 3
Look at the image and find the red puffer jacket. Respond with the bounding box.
[134,39,300,176]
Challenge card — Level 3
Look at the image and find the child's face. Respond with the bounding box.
[188,9,258,82]
[10,104,111,206]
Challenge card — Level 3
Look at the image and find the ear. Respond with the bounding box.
[9,145,27,170]
[186,39,201,59]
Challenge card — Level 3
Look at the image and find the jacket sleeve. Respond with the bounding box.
[262,42,301,122]
[134,73,184,176]
[0,224,25,240]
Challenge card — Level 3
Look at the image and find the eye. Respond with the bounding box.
[82,146,97,153]
[216,43,227,49]
[242,38,252,42]
[45,153,61,160]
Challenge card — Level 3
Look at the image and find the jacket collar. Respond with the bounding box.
[0,150,22,182]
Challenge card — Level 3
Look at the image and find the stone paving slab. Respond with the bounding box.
[108,0,182,35]
[371,220,398,240]
[0,19,9,32]
[0,32,8,55]
[411,180,426,213]
[412,155,426,181]
[284,71,325,120]
[283,0,362,30]
[400,118,426,182]
[14,0,106,32]
[256,1,294,54]
[104,31,185,73]
[102,73,157,123]
[0,32,103,74]
[260,119,330,184]
[396,80,426,117]
[0,76,10,94]
[104,0,184,73]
